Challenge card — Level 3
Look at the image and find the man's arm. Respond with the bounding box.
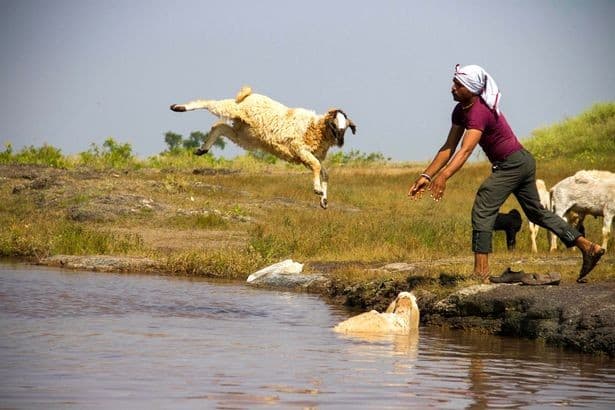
[408,125,464,198]
[424,124,466,178]
[429,128,483,201]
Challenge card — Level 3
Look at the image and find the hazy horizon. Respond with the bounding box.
[1,0,613,161]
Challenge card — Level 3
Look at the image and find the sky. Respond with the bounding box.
[1,0,614,162]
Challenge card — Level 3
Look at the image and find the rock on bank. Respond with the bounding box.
[420,282,615,356]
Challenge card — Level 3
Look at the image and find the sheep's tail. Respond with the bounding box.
[235,86,252,103]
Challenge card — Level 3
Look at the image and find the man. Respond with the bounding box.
[408,64,605,283]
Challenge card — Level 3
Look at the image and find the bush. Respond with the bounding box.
[327,149,390,166]
[78,138,138,169]
[0,143,69,168]
[145,149,230,169]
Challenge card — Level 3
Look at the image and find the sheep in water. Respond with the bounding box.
[170,86,356,209]
[334,292,420,335]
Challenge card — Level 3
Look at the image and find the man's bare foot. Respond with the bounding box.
[474,272,490,284]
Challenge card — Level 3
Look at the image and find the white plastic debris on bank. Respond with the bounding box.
[246,259,304,283]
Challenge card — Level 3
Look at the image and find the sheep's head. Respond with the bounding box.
[385,291,420,330]
[325,109,356,147]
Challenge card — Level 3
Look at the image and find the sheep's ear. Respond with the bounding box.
[385,297,397,313]
[348,118,357,134]
[333,109,357,135]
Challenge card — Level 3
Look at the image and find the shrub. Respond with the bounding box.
[0,143,69,168]
[78,138,138,169]
[326,149,390,166]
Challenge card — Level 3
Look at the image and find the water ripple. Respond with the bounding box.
[1,265,613,409]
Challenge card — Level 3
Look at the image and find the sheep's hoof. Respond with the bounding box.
[320,197,328,209]
[170,104,186,112]
[194,148,208,156]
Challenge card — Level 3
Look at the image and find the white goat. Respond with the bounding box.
[549,170,615,251]
[170,86,356,209]
[529,179,551,253]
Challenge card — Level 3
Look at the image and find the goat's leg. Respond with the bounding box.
[565,213,586,253]
[602,211,612,250]
[578,216,586,237]
[529,222,539,253]
[170,98,241,119]
[549,208,569,252]
[573,214,586,252]
[194,121,236,156]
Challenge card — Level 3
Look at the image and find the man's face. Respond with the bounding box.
[451,78,475,103]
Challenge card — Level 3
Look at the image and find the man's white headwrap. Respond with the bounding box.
[454,64,501,115]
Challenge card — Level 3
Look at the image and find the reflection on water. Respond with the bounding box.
[0,263,613,409]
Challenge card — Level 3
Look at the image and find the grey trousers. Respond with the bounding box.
[471,149,581,253]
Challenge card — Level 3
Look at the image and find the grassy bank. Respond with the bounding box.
[1,103,614,293]
[1,159,613,289]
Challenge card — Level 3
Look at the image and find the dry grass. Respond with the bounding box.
[0,161,613,287]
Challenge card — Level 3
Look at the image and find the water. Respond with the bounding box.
[0,263,613,409]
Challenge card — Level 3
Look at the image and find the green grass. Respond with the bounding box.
[522,102,615,166]
[166,213,229,229]
[164,249,263,279]
[0,216,145,258]
[51,223,145,255]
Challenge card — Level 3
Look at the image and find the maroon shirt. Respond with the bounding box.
[452,98,523,163]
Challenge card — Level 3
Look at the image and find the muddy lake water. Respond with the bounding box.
[0,263,613,409]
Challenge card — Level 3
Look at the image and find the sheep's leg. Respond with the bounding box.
[194,121,236,156]
[293,148,327,208]
[170,98,241,119]
[320,167,329,209]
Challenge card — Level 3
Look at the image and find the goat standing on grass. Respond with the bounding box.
[549,170,615,252]
[170,86,356,209]
[530,178,586,253]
